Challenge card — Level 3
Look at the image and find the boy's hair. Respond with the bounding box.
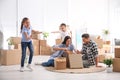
[82,33,90,39]
[60,23,66,27]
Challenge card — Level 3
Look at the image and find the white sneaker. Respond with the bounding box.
[26,64,33,71]
[20,67,24,72]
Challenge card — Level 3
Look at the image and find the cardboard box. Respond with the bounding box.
[98,54,106,63]
[115,48,120,58]
[32,39,40,55]
[0,49,21,65]
[32,33,40,40]
[11,37,21,45]
[40,46,52,55]
[68,54,83,69]
[54,57,66,70]
[39,40,47,46]
[56,39,62,45]
[14,44,21,50]
[113,58,120,72]
[93,39,103,49]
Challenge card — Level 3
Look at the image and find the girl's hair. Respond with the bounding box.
[20,17,29,32]
[62,36,71,44]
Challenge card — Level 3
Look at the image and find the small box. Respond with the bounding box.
[68,54,83,69]
[39,40,47,46]
[11,37,21,45]
[54,57,66,70]
[0,49,21,65]
[115,48,120,58]
[113,58,120,72]
[98,54,106,63]
[56,39,62,45]
[32,34,40,40]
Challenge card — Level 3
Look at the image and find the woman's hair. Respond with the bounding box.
[20,17,29,32]
[62,36,71,44]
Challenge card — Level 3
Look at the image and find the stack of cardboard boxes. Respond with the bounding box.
[55,39,62,45]
[113,48,120,72]
[0,37,22,65]
[39,40,52,55]
[31,31,40,39]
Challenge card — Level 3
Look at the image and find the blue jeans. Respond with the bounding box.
[42,59,54,67]
[21,41,34,67]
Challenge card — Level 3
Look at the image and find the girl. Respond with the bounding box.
[42,36,76,67]
[20,17,41,72]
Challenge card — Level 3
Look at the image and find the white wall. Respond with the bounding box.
[1,0,120,48]
[18,0,44,33]
[0,0,17,49]
[68,0,109,35]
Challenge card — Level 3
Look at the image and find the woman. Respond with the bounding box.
[42,36,76,67]
[20,17,41,72]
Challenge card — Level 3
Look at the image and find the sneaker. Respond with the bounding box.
[20,67,24,72]
[26,64,33,71]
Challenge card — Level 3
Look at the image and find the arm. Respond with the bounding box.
[91,44,99,67]
[24,32,31,40]
[53,47,67,51]
[51,31,60,33]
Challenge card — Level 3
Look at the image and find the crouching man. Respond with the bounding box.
[77,33,99,68]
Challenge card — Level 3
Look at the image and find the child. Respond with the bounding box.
[20,17,41,72]
[52,23,72,41]
[59,23,72,41]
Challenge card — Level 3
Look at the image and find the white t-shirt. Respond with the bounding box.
[60,30,71,41]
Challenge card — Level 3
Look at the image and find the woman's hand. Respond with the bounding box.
[62,48,68,51]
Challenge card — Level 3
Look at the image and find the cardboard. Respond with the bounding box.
[14,44,21,50]
[0,49,21,65]
[54,57,66,70]
[32,33,40,40]
[39,40,47,46]
[93,39,103,49]
[68,54,83,69]
[98,54,106,63]
[32,39,40,55]
[113,58,120,72]
[11,37,21,45]
[56,39,62,45]
[115,48,120,58]
[40,46,52,55]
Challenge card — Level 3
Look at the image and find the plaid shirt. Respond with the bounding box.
[81,40,98,66]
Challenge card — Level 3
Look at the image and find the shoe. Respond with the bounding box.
[26,64,33,71]
[20,67,24,72]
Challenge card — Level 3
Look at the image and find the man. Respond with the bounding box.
[77,33,99,67]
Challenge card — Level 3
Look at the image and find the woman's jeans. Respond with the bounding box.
[42,59,54,67]
[21,41,34,67]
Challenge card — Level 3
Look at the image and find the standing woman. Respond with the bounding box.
[20,17,36,72]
